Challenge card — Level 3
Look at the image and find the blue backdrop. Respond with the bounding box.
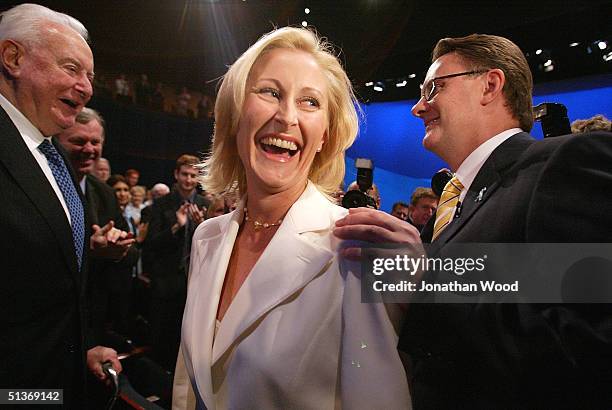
[344,74,612,212]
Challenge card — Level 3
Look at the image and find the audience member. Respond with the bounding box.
[110,175,131,212]
[126,185,146,224]
[205,195,227,219]
[571,114,611,133]
[151,82,165,111]
[407,187,438,231]
[0,4,119,406]
[142,182,170,220]
[197,93,214,119]
[106,174,138,339]
[143,154,209,370]
[125,168,140,187]
[55,108,136,344]
[151,182,171,200]
[93,157,111,182]
[115,73,131,104]
[135,73,153,107]
[347,180,381,209]
[391,201,410,221]
[176,86,192,117]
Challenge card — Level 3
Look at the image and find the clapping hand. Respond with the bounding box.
[187,203,205,226]
[90,220,135,260]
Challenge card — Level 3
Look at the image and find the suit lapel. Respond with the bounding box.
[434,132,535,246]
[185,210,238,409]
[85,176,101,226]
[211,183,335,364]
[0,109,80,279]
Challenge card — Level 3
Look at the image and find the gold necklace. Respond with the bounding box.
[244,208,283,231]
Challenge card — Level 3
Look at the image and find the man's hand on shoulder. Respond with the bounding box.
[333,207,422,259]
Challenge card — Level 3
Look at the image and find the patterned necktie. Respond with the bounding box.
[39,140,85,269]
[432,176,464,241]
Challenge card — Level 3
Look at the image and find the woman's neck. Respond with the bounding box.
[245,181,307,224]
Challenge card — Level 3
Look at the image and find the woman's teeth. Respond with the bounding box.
[260,137,298,152]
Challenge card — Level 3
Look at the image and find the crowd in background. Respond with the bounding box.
[93,71,216,119]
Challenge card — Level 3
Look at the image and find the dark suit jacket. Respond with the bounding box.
[143,190,208,299]
[400,131,612,409]
[0,108,89,408]
[84,174,137,344]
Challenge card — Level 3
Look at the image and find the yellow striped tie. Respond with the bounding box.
[432,176,464,241]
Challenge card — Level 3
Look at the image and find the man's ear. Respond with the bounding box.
[481,68,505,105]
[0,39,25,78]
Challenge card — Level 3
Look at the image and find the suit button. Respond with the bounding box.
[66,343,76,353]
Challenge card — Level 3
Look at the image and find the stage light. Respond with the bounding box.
[604,52,612,62]
[395,80,407,88]
[543,59,554,72]
[304,8,310,14]
[301,21,307,27]
[536,49,542,55]
[373,81,384,92]
[365,81,373,87]
[597,41,607,50]
[569,42,579,47]
[408,73,416,79]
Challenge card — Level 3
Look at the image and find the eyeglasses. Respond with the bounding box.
[419,70,488,102]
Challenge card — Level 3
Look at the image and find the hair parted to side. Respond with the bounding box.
[0,3,88,46]
[410,187,438,205]
[200,26,360,196]
[75,107,105,138]
[176,154,199,171]
[432,34,534,131]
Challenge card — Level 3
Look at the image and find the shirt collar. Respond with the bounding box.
[79,175,87,194]
[0,92,50,152]
[455,128,522,193]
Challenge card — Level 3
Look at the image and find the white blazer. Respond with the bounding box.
[174,182,411,409]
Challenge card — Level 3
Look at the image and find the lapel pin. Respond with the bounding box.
[475,187,487,202]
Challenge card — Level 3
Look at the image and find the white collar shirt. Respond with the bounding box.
[0,92,72,223]
[452,128,523,216]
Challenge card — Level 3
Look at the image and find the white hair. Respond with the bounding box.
[152,183,170,196]
[0,3,88,45]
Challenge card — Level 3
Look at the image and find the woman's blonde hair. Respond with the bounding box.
[199,27,360,196]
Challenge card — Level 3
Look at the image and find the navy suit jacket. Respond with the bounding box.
[401,131,612,409]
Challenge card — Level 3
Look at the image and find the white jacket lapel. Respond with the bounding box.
[212,183,336,364]
[183,207,242,410]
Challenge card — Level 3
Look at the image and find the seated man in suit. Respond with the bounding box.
[334,34,612,408]
[143,154,210,370]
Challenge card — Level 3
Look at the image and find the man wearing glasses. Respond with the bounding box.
[334,34,612,408]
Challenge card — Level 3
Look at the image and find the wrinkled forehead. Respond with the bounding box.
[38,21,93,63]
